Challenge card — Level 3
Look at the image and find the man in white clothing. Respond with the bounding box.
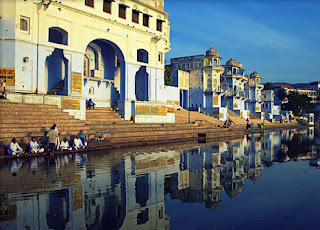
[60,137,72,151]
[73,135,85,150]
[8,138,24,156]
[29,137,44,154]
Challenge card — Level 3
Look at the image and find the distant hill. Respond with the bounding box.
[265,82,311,89]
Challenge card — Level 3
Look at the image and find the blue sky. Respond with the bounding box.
[165,1,320,83]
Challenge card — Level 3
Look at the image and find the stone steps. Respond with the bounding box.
[85,107,132,125]
[175,109,223,125]
[99,127,221,139]
[2,125,92,133]
[0,100,92,147]
[90,123,199,132]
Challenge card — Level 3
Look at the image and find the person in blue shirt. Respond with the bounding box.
[77,130,88,147]
[86,98,95,110]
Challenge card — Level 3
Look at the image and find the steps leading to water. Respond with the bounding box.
[0,99,95,148]
[85,107,132,124]
[175,109,223,126]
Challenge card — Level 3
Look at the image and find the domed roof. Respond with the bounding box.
[226,58,243,68]
[206,45,220,57]
[250,71,260,78]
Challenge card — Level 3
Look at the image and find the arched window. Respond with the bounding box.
[137,49,149,63]
[49,27,68,45]
[233,68,237,75]
[213,59,217,66]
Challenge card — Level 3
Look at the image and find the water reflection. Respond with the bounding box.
[0,128,319,230]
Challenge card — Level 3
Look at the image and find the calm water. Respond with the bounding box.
[0,128,319,230]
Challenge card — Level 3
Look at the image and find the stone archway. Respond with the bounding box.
[83,39,126,107]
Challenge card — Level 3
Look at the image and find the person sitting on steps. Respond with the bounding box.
[77,130,88,147]
[29,137,44,154]
[60,137,72,151]
[86,98,95,110]
[8,138,24,156]
[0,80,7,99]
[73,134,85,150]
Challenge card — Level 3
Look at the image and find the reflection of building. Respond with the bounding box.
[3,130,307,229]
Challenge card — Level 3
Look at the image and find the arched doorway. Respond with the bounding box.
[135,66,149,101]
[46,48,68,94]
[83,39,125,106]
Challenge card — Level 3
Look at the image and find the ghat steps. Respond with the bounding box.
[85,107,132,124]
[0,99,94,147]
[175,109,224,126]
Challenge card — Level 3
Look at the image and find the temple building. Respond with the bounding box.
[245,71,264,119]
[170,46,227,120]
[221,58,250,119]
[0,0,174,122]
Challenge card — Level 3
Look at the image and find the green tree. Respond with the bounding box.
[263,82,273,90]
[283,91,313,116]
[276,88,287,101]
[164,66,173,85]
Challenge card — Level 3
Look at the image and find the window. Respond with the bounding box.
[158,52,163,63]
[103,0,112,13]
[143,14,150,27]
[132,10,139,23]
[49,27,68,45]
[119,4,127,19]
[156,19,163,31]
[137,49,149,63]
[20,16,29,33]
[85,0,94,7]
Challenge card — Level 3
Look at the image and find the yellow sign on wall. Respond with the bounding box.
[167,107,175,113]
[255,106,260,111]
[62,98,80,110]
[160,106,167,115]
[213,96,219,106]
[0,68,15,86]
[167,100,180,105]
[135,105,151,115]
[219,113,224,119]
[233,103,238,109]
[72,72,82,94]
[151,106,160,115]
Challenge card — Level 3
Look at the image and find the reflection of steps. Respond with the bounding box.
[0,100,94,148]
[175,109,223,126]
[48,80,65,95]
[86,107,132,124]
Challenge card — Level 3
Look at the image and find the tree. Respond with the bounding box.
[164,66,173,85]
[276,88,287,101]
[263,82,273,90]
[283,91,313,116]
